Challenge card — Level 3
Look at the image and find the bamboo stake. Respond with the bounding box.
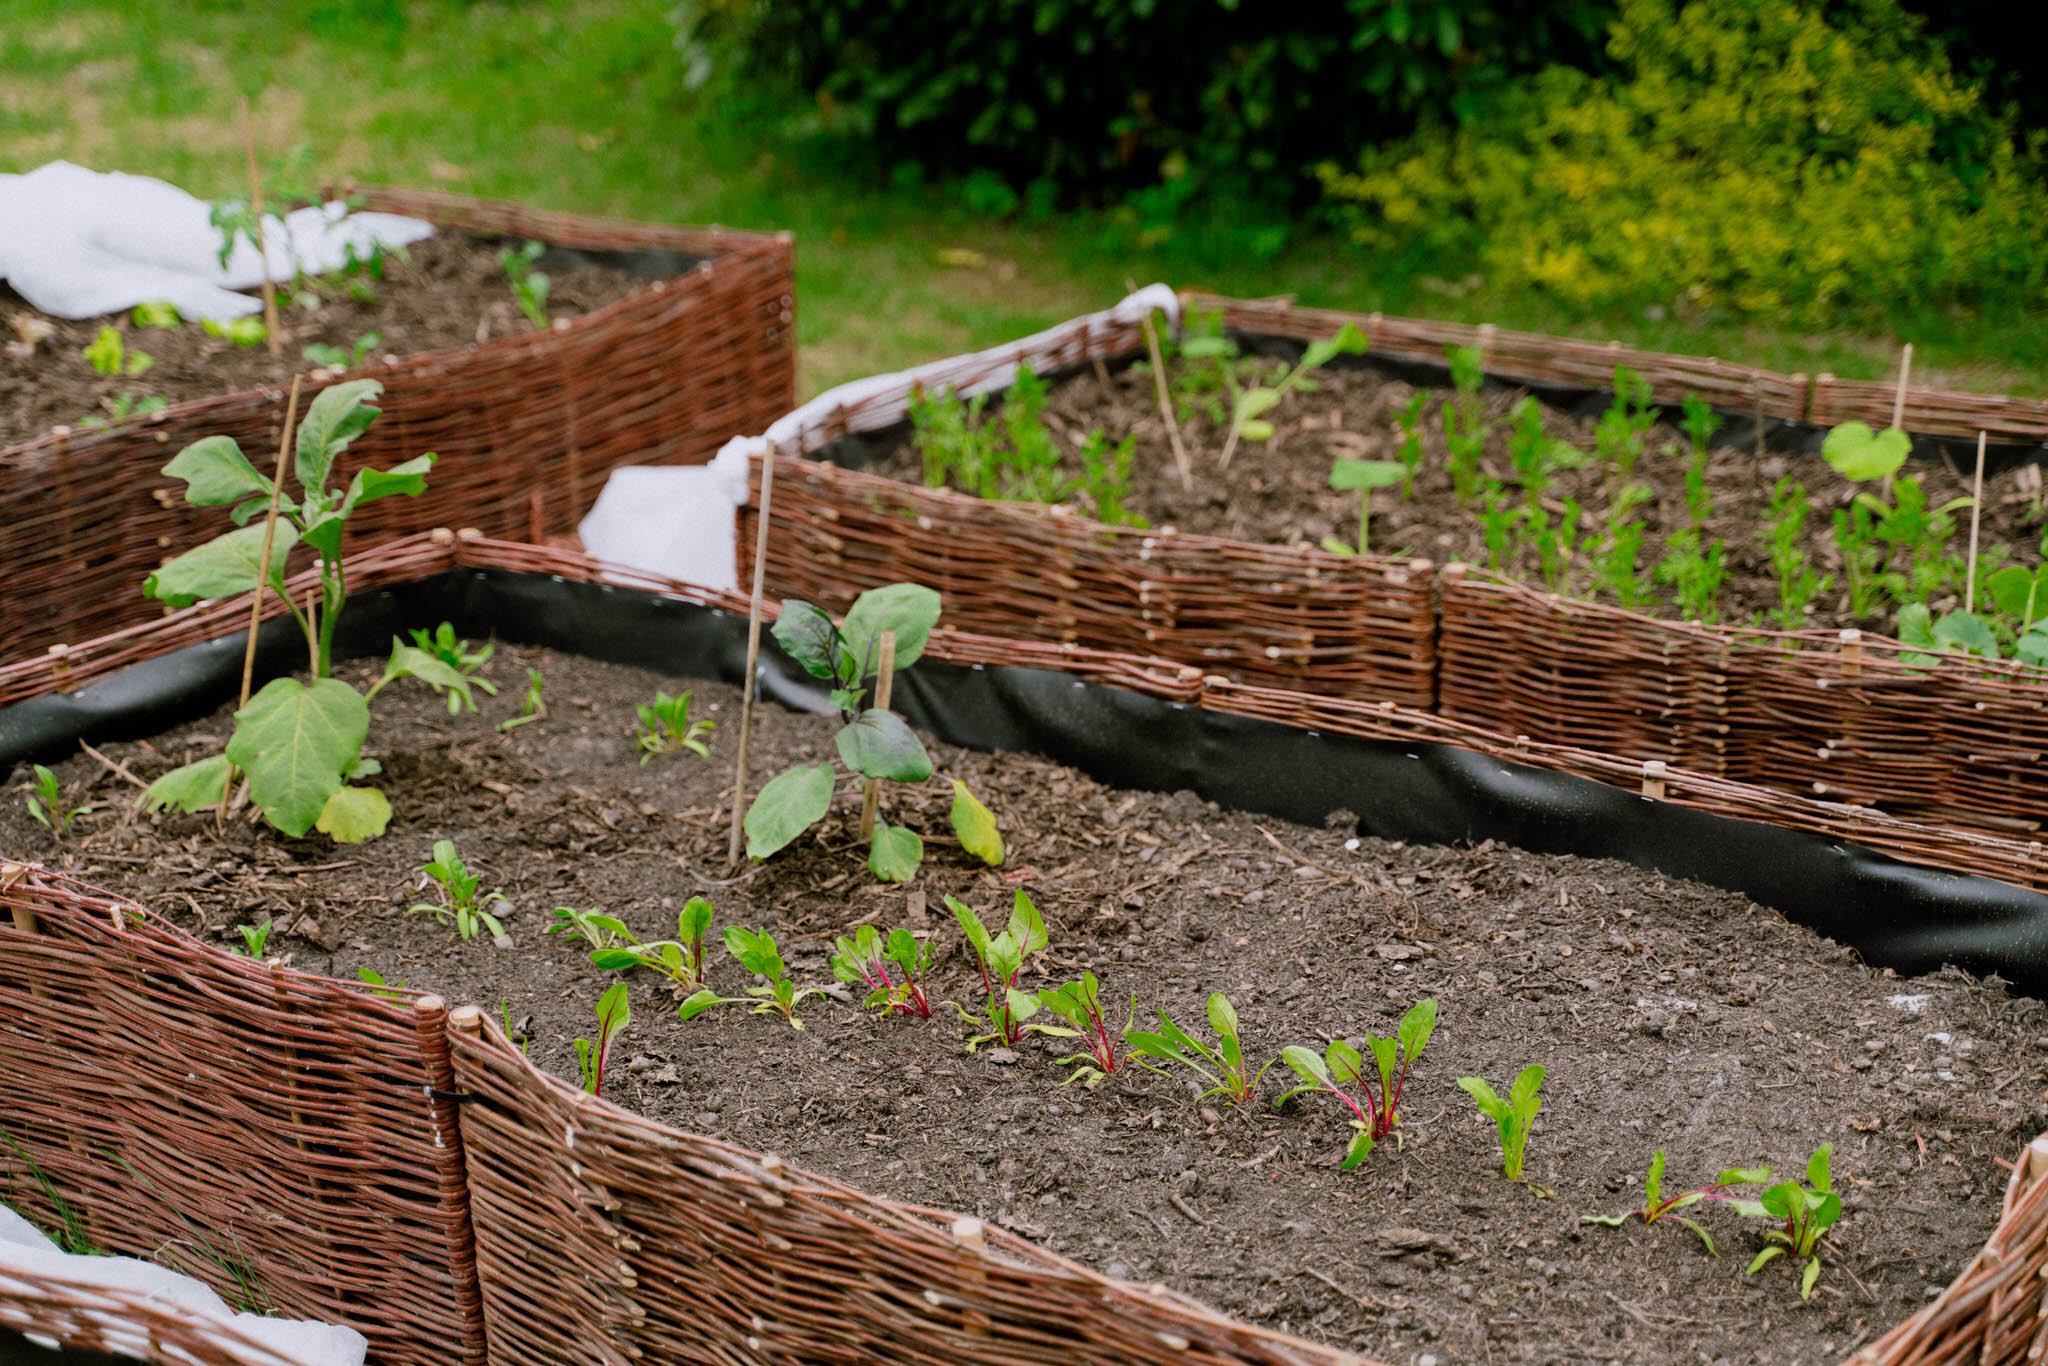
[238,97,283,358]
[223,375,302,820]
[1965,431,1988,610]
[1139,309,1194,493]
[1891,343,1913,430]
[727,445,777,866]
[857,631,898,841]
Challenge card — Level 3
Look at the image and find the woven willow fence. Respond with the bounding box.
[3,537,2048,1363]
[0,185,795,669]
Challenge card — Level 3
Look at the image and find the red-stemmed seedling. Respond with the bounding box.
[947,890,1047,1050]
[1581,1150,1772,1257]
[1277,998,1437,1170]
[830,924,935,1018]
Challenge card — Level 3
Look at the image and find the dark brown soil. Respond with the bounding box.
[0,235,653,452]
[870,361,2048,634]
[6,648,2045,1364]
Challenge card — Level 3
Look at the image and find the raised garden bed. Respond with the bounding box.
[0,185,794,667]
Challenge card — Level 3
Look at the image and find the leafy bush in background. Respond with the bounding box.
[1320,0,2048,325]
[672,0,1613,200]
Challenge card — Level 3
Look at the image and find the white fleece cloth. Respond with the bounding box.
[0,160,435,323]
[0,1204,367,1366]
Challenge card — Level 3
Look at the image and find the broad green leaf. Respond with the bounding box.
[1758,1182,1802,1220]
[1933,610,1999,659]
[596,981,631,1039]
[1301,322,1369,371]
[1207,992,1239,1041]
[1329,458,1406,492]
[948,894,993,961]
[677,990,723,1021]
[295,379,383,492]
[1340,1127,1376,1171]
[835,710,932,782]
[1458,1075,1507,1121]
[744,763,835,860]
[841,583,942,675]
[724,925,785,979]
[143,523,296,607]
[137,754,232,814]
[1235,388,1282,424]
[868,819,923,882]
[949,780,1003,866]
[679,896,714,941]
[1238,419,1275,442]
[1820,421,1910,483]
[163,435,272,510]
[1282,1044,1333,1087]
[1006,889,1048,956]
[1811,1191,1843,1231]
[1746,1246,1785,1275]
[1509,1063,1546,1110]
[1327,1037,1366,1084]
[1397,998,1437,1059]
[1646,1149,1667,1206]
[224,677,369,838]
[591,949,644,970]
[1004,986,1040,1023]
[1988,566,2048,625]
[1719,1166,1773,1187]
[342,456,435,514]
[315,786,391,843]
[772,601,840,679]
[377,641,478,713]
[1806,1144,1833,1192]
[2019,631,2048,667]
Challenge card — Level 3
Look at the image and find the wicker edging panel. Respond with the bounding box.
[0,864,487,1365]
[0,187,795,669]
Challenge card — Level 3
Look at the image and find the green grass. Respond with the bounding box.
[3,0,2044,397]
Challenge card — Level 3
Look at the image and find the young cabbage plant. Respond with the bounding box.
[1221,323,1368,467]
[591,897,716,989]
[1277,999,1437,1169]
[1036,971,1136,1087]
[1321,458,1406,557]
[1128,991,1274,1106]
[1824,420,1968,611]
[1988,560,2048,666]
[24,764,86,838]
[678,926,822,1029]
[408,839,508,941]
[747,585,1001,882]
[1459,1064,1546,1182]
[1734,1144,1841,1300]
[575,983,631,1096]
[1580,1150,1772,1257]
[829,924,936,1018]
[635,690,715,762]
[948,890,1047,1050]
[500,240,552,329]
[135,380,445,842]
[406,623,498,714]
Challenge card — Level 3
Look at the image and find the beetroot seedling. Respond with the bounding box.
[948,890,1047,1050]
[545,905,629,951]
[1127,991,1274,1106]
[1733,1144,1840,1299]
[1036,971,1136,1087]
[408,839,507,942]
[678,926,822,1029]
[830,924,935,1018]
[592,897,716,989]
[635,689,715,762]
[1459,1063,1546,1182]
[575,982,631,1096]
[1278,998,1437,1169]
[24,764,86,838]
[406,623,498,715]
[1581,1150,1771,1256]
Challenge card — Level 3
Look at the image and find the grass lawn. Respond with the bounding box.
[4,0,2044,398]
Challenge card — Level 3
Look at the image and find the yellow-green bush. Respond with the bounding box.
[1320,0,2048,325]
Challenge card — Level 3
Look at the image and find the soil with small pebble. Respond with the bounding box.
[0,234,656,451]
[870,361,2048,634]
[7,648,2047,1364]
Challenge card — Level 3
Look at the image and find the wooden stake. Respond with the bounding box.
[952,1216,990,1338]
[1139,309,1194,493]
[238,97,283,358]
[727,445,777,866]
[1965,431,1988,610]
[857,631,898,842]
[4,861,37,936]
[1640,760,1667,801]
[1891,343,1913,430]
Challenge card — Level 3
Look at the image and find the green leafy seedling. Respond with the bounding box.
[1277,999,1437,1169]
[678,926,822,1029]
[1822,421,1911,483]
[1898,603,2000,667]
[948,889,1048,1050]
[636,690,714,762]
[131,301,181,329]
[591,896,717,990]
[545,905,631,951]
[202,317,268,348]
[574,982,631,1096]
[80,394,169,430]
[1221,322,1368,466]
[1581,1150,1771,1256]
[408,839,508,941]
[229,918,274,960]
[500,240,552,329]
[24,764,87,837]
[1459,1064,1546,1182]
[84,326,152,377]
[498,998,531,1054]
[355,967,409,1000]
[406,622,498,714]
[1322,458,1406,556]
[830,924,936,1018]
[1734,1144,1841,1299]
[499,667,547,732]
[1036,971,1137,1087]
[1127,991,1274,1105]
[303,331,383,370]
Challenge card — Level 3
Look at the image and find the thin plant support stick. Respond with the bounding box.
[238,97,283,359]
[858,630,898,841]
[1139,309,1194,492]
[1965,430,1988,609]
[1892,344,1914,430]
[222,375,302,820]
[727,445,777,866]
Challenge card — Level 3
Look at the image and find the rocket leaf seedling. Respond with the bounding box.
[1036,971,1136,1087]
[591,897,716,989]
[132,301,181,330]
[1127,991,1274,1106]
[1278,999,1437,1169]
[829,924,936,1018]
[575,983,631,1096]
[1580,1150,1772,1256]
[203,317,269,348]
[635,690,715,762]
[1734,1144,1841,1299]
[1321,458,1406,557]
[408,839,508,942]
[24,764,86,838]
[948,890,1047,1050]
[678,926,822,1029]
[1459,1064,1546,1182]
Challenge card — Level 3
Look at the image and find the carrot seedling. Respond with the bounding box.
[1459,1064,1545,1181]
[678,926,822,1029]
[575,983,631,1096]
[829,924,935,1018]
[1278,999,1437,1169]
[1581,1150,1771,1256]
[1734,1144,1841,1299]
[948,890,1047,1050]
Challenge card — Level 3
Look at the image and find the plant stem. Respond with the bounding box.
[238,97,282,359]
[728,444,776,866]
[857,630,898,841]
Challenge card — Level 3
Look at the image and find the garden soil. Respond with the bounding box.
[0,234,654,452]
[869,362,2048,635]
[6,649,2046,1364]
